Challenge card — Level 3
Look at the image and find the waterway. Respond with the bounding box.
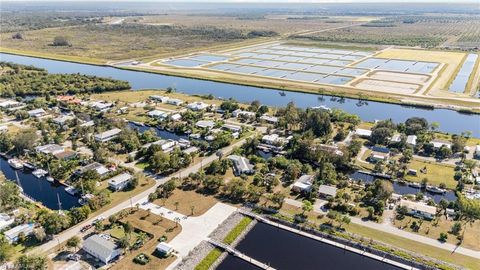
[228,222,405,270]
[127,122,187,141]
[350,171,457,203]
[1,53,479,137]
[449,53,478,93]
[0,158,80,210]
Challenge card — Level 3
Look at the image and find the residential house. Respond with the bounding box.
[318,185,338,199]
[232,109,255,119]
[187,102,210,111]
[53,150,78,160]
[0,213,14,231]
[166,98,183,106]
[94,128,122,142]
[355,128,372,138]
[156,242,174,256]
[144,139,178,152]
[107,173,133,191]
[170,113,182,121]
[147,110,169,119]
[195,120,215,129]
[399,200,437,220]
[76,162,109,176]
[222,124,242,133]
[431,140,452,149]
[292,175,314,193]
[369,151,389,163]
[27,108,46,118]
[390,134,402,143]
[82,234,121,264]
[228,155,255,175]
[4,223,34,243]
[0,99,25,111]
[52,115,75,126]
[259,114,278,124]
[80,120,95,127]
[150,95,170,103]
[89,101,113,112]
[318,144,343,156]
[35,144,65,155]
[56,95,81,104]
[182,146,199,155]
[406,135,417,146]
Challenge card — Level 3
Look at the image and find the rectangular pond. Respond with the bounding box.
[163,59,208,67]
[234,222,405,270]
[449,53,478,93]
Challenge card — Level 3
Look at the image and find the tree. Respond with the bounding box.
[338,215,351,229]
[16,254,47,270]
[0,235,15,264]
[301,200,313,216]
[202,175,224,193]
[52,36,70,46]
[405,117,428,135]
[303,109,331,137]
[457,195,480,239]
[438,232,448,242]
[13,128,38,153]
[66,236,81,252]
[450,222,462,236]
[0,179,21,211]
[33,228,46,242]
[223,178,246,201]
[396,205,408,220]
[124,222,133,239]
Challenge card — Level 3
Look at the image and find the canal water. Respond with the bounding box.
[216,254,261,270]
[229,222,405,270]
[0,158,80,210]
[350,171,457,203]
[1,53,479,137]
[127,122,187,141]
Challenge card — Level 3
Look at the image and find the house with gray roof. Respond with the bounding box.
[228,155,254,176]
[82,234,121,264]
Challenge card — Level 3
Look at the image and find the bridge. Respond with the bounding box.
[208,239,276,270]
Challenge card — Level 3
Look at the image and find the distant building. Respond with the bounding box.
[53,150,78,160]
[0,99,25,110]
[155,242,174,256]
[76,162,109,176]
[147,110,169,119]
[0,213,14,231]
[187,102,210,111]
[56,95,81,104]
[89,101,113,112]
[355,128,372,138]
[399,200,436,220]
[107,173,133,191]
[4,223,34,243]
[390,134,402,143]
[52,115,75,126]
[150,95,170,103]
[232,109,255,118]
[182,146,199,155]
[292,175,314,193]
[27,108,46,118]
[144,139,178,152]
[35,144,65,155]
[318,185,337,198]
[222,124,242,133]
[228,155,254,175]
[474,145,480,159]
[259,114,278,124]
[82,234,121,264]
[170,113,182,121]
[431,140,452,149]
[318,144,343,156]
[166,98,183,106]
[95,128,122,142]
[195,120,215,129]
[369,151,389,163]
[406,135,417,146]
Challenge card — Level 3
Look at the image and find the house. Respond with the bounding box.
[52,115,75,126]
[261,134,289,145]
[53,150,78,160]
[187,102,210,111]
[222,124,242,133]
[228,155,255,175]
[355,128,372,138]
[95,128,122,142]
[76,162,109,176]
[145,139,178,152]
[0,99,25,110]
[431,140,452,149]
[195,120,215,129]
[474,145,480,159]
[82,234,121,264]
[117,107,129,114]
[147,110,169,119]
[318,185,338,199]
[182,146,199,155]
[371,146,390,154]
[170,113,182,121]
[369,151,389,163]
[292,175,314,193]
[259,114,278,124]
[35,144,65,155]
[56,95,81,104]
[318,144,343,156]
[232,109,255,118]
[4,223,34,243]
[89,101,113,112]
[166,98,183,106]
[150,95,170,103]
[27,108,46,118]
[390,134,402,143]
[0,213,14,231]
[399,200,437,220]
[406,135,417,146]
[80,120,95,127]
[156,242,174,256]
[0,125,8,133]
[107,173,133,191]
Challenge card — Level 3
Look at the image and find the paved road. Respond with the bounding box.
[284,199,480,259]
[30,136,250,255]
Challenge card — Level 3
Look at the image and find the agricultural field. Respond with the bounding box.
[292,15,480,50]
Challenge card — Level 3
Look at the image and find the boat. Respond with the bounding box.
[46,176,55,183]
[310,105,332,112]
[78,194,94,205]
[64,186,78,196]
[279,91,286,96]
[408,182,422,188]
[23,162,36,171]
[426,185,446,194]
[8,159,23,170]
[32,169,48,178]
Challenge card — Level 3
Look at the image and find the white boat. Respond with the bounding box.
[8,159,23,170]
[46,176,55,183]
[310,105,331,112]
[408,182,422,188]
[64,186,78,196]
[32,169,48,178]
[78,194,95,205]
[426,185,446,194]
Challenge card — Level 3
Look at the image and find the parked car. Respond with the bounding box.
[80,224,92,232]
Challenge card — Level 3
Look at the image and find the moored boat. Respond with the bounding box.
[46,176,55,183]
[408,182,422,188]
[64,186,79,196]
[8,159,23,170]
[23,162,36,171]
[32,169,48,178]
[426,185,446,194]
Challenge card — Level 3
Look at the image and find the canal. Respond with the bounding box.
[0,158,80,210]
[221,222,406,270]
[1,53,479,137]
[350,171,457,203]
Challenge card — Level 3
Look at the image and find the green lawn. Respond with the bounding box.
[405,159,456,189]
[223,217,253,245]
[194,248,223,270]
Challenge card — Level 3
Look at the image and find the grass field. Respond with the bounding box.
[405,159,457,189]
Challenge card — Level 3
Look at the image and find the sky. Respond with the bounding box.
[2,0,479,2]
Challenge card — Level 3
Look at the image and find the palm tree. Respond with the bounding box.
[174,217,181,228]
[174,201,179,211]
[190,205,195,216]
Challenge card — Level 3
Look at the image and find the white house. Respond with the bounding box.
[150,95,170,103]
[52,115,75,126]
[187,102,209,111]
[156,242,174,256]
[89,101,113,112]
[406,135,417,146]
[431,140,452,149]
[107,173,133,191]
[145,139,178,152]
[228,155,254,175]
[259,114,278,124]
[474,145,480,158]
[82,234,121,264]
[166,98,183,106]
[76,162,110,176]
[399,200,437,220]
[35,144,65,155]
[0,99,25,110]
[232,109,255,118]
[170,113,182,121]
[292,175,314,193]
[27,108,46,118]
[318,185,338,198]
[95,128,122,142]
[390,134,402,143]
[4,223,34,243]
[222,124,242,133]
[196,120,215,129]
[355,128,372,138]
[0,213,14,231]
[147,110,169,119]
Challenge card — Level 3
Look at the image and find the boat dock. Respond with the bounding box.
[238,209,420,270]
[208,239,276,270]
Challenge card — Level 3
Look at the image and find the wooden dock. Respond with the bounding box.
[208,239,276,270]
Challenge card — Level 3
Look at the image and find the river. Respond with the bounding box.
[1,53,479,137]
